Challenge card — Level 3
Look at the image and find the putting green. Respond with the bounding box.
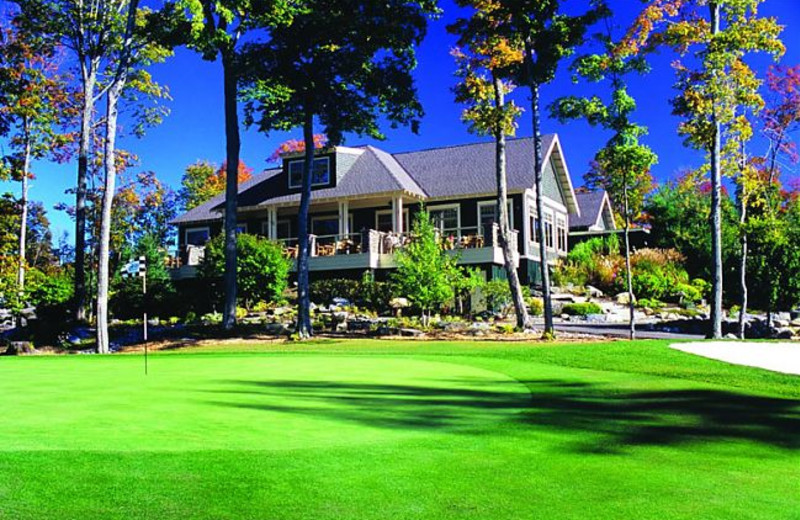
[0,354,531,452]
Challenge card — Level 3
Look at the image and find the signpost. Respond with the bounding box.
[122,256,148,375]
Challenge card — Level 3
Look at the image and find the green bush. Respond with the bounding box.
[310,273,393,313]
[199,233,291,309]
[483,279,512,313]
[527,297,544,316]
[561,302,603,316]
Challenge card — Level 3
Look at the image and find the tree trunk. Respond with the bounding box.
[75,62,97,323]
[221,52,240,330]
[524,42,554,337]
[708,2,723,339]
[738,201,747,339]
[493,75,530,330]
[17,124,31,293]
[623,186,636,340]
[296,110,315,338]
[96,82,123,354]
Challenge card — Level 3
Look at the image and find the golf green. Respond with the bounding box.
[1,340,799,520]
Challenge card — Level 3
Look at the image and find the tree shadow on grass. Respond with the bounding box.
[206,378,800,453]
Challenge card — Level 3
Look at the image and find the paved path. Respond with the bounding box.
[554,322,704,340]
[670,341,800,376]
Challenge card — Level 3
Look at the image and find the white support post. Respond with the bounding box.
[393,196,404,234]
[338,201,350,237]
[267,207,277,240]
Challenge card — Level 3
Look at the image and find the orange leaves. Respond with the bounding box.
[269,134,328,162]
[619,0,687,57]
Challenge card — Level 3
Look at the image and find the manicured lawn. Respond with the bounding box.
[1,339,799,519]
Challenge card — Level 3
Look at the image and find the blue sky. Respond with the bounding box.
[3,0,799,240]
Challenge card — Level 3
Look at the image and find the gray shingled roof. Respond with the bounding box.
[393,135,555,198]
[570,191,608,230]
[172,135,575,226]
[249,146,426,207]
[171,168,281,225]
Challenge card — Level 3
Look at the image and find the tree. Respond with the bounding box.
[623,0,784,338]
[449,4,531,330]
[179,0,298,330]
[242,0,438,338]
[0,16,73,298]
[268,134,327,162]
[199,233,291,310]
[15,0,125,322]
[644,171,740,285]
[550,19,657,339]
[744,65,800,325]
[114,170,179,250]
[391,210,464,324]
[96,1,173,353]
[469,0,608,337]
[179,159,253,210]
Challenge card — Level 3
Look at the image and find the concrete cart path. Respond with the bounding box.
[670,341,800,376]
[554,322,704,340]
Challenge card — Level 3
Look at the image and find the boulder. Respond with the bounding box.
[264,322,288,335]
[724,333,739,340]
[585,285,604,298]
[399,328,424,337]
[774,319,790,328]
[390,297,410,309]
[4,341,36,356]
[773,328,794,340]
[615,292,632,305]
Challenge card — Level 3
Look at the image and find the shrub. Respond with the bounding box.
[527,297,544,316]
[483,279,512,314]
[310,274,394,314]
[561,302,603,316]
[199,233,291,309]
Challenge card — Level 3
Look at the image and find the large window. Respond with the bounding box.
[478,201,513,230]
[529,213,540,244]
[185,227,210,246]
[276,219,291,240]
[311,214,353,236]
[544,212,554,250]
[288,157,331,189]
[429,205,460,234]
[375,209,410,233]
[556,216,567,252]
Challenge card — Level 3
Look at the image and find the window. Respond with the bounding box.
[375,209,410,233]
[277,219,291,239]
[544,212,554,250]
[288,157,331,189]
[429,205,460,234]
[556,216,567,252]
[236,223,247,234]
[311,214,353,237]
[478,201,513,231]
[529,213,540,244]
[185,227,210,246]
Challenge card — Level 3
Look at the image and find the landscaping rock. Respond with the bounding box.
[773,328,794,340]
[4,341,36,355]
[399,328,424,337]
[724,333,738,340]
[774,319,790,329]
[615,292,632,305]
[586,285,604,298]
[264,323,288,335]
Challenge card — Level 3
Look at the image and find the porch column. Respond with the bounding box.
[392,196,404,234]
[266,207,278,240]
[338,201,350,237]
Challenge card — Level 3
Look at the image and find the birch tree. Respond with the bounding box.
[623,0,784,338]
[449,5,531,330]
[550,21,656,339]
[0,17,73,298]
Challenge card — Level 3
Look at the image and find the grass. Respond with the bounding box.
[1,339,799,519]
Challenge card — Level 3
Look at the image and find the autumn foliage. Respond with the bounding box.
[269,134,328,162]
[179,160,254,210]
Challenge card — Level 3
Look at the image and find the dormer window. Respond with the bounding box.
[288,157,331,189]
